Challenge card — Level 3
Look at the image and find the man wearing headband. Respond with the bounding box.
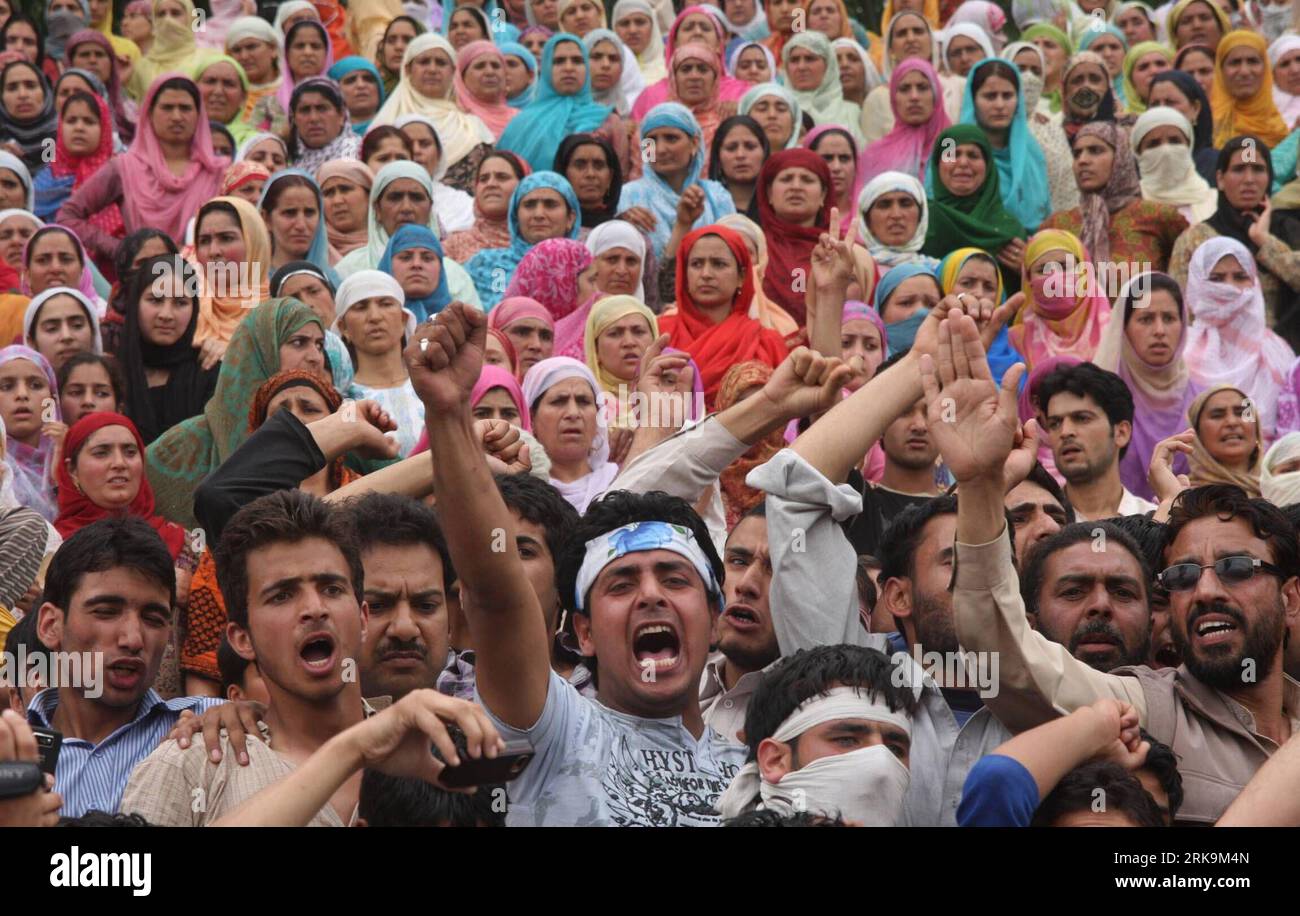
[718,644,917,825]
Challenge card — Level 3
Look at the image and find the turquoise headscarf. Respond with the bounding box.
[378,224,452,321]
[257,169,342,289]
[328,56,387,134]
[615,102,737,258]
[497,33,613,171]
[465,170,582,307]
[959,58,1052,233]
[873,262,939,355]
[1076,24,1128,108]
[440,1,503,40]
[500,41,538,107]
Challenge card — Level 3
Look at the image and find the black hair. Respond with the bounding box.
[399,116,442,157]
[149,75,201,112]
[875,348,910,376]
[554,133,623,226]
[290,78,345,115]
[261,173,321,230]
[0,15,45,68]
[708,115,770,187]
[1216,134,1274,187]
[284,19,330,60]
[56,352,126,407]
[1019,521,1151,616]
[3,608,48,688]
[477,149,529,183]
[968,58,1019,98]
[1032,760,1165,827]
[556,490,723,616]
[855,555,877,617]
[359,768,505,827]
[209,120,235,156]
[447,4,491,38]
[270,261,335,297]
[1283,502,1300,532]
[495,472,579,568]
[112,229,179,301]
[58,89,100,121]
[1164,485,1300,577]
[1034,362,1135,461]
[123,253,198,336]
[24,225,84,268]
[1023,461,1076,525]
[741,644,918,762]
[195,199,242,240]
[1105,513,1167,576]
[1138,729,1183,821]
[59,810,152,827]
[876,494,958,587]
[1117,271,1184,329]
[214,490,364,629]
[216,636,251,696]
[344,491,456,588]
[360,124,413,165]
[42,517,176,614]
[1147,70,1212,150]
[723,809,850,827]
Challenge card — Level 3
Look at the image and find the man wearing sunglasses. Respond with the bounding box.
[923,310,1300,826]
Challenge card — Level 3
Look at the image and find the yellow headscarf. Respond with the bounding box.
[880,0,939,31]
[91,1,143,62]
[1210,31,1289,149]
[192,196,273,346]
[1166,0,1230,50]
[1120,41,1173,115]
[583,294,658,397]
[128,0,199,100]
[939,247,1004,302]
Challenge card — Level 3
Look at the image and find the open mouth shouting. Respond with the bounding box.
[633,621,681,675]
[298,630,338,677]
[722,603,761,633]
[1189,609,1243,651]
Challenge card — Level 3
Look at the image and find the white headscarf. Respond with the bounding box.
[225,14,281,50]
[520,356,619,513]
[939,22,995,74]
[855,172,937,271]
[1262,432,1300,507]
[0,152,34,212]
[831,37,885,94]
[273,1,317,32]
[1131,107,1216,222]
[333,269,417,337]
[235,131,289,164]
[612,0,667,84]
[585,220,647,302]
[336,160,442,278]
[23,288,104,355]
[1269,35,1300,129]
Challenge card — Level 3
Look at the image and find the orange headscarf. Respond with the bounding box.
[1210,31,1289,148]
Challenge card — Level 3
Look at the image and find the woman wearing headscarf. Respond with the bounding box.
[1211,31,1289,149]
[21,287,103,373]
[729,41,775,86]
[755,147,832,324]
[1271,35,1300,132]
[31,91,122,236]
[146,297,326,526]
[861,58,950,186]
[1091,271,1200,499]
[508,239,595,358]
[1075,23,1127,107]
[118,254,218,445]
[20,225,106,310]
[1260,432,1300,506]
[803,125,866,238]
[453,40,519,140]
[0,345,60,519]
[738,82,802,150]
[127,0,199,99]
[708,115,769,221]
[58,75,225,274]
[329,56,386,135]
[285,77,360,174]
[1181,235,1294,444]
[1131,107,1217,223]
[922,124,1027,290]
[371,32,494,177]
[258,169,337,282]
[1169,136,1300,349]
[662,224,787,407]
[520,356,619,512]
[781,31,864,146]
[190,196,272,359]
[1042,121,1187,283]
[631,6,751,119]
[714,212,801,341]
[1010,228,1112,370]
[870,261,941,354]
[666,42,724,158]
[585,218,649,302]
[1059,50,1131,151]
[377,224,452,322]
[225,15,284,120]
[1166,0,1229,52]
[940,21,995,79]
[1184,384,1263,495]
[832,37,885,107]
[443,150,528,262]
[65,29,138,143]
[860,12,964,145]
[0,150,33,213]
[555,133,622,230]
[0,60,57,174]
[235,130,289,171]
[500,40,539,107]
[1118,40,1172,115]
[497,33,629,175]
[489,295,556,377]
[613,0,667,85]
[1002,42,1079,215]
[1148,70,1219,182]
[936,245,1020,382]
[466,170,582,308]
[374,15,425,97]
[1021,21,1072,112]
[583,28,639,116]
[583,293,657,425]
[855,172,937,286]
[251,18,334,136]
[187,50,256,147]
[316,158,374,259]
[618,103,735,260]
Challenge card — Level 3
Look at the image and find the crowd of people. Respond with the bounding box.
[2,0,1300,829]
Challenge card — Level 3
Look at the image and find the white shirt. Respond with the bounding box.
[1072,487,1157,522]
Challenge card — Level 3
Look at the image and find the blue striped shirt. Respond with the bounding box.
[28,688,224,819]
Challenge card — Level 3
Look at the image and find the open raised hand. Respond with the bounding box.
[405,302,487,415]
[912,291,1023,362]
[919,310,1025,485]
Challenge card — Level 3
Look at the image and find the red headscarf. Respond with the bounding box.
[54,412,187,558]
[757,148,834,325]
[662,224,788,407]
[52,92,125,237]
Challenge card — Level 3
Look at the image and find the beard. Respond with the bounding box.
[1171,599,1285,691]
[912,589,959,656]
[717,626,780,674]
[1058,618,1149,673]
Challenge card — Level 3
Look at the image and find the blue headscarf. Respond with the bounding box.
[378,224,452,321]
[328,57,387,134]
[465,170,581,307]
[440,1,510,41]
[1076,24,1128,108]
[258,169,342,288]
[958,58,1052,233]
[616,102,736,259]
[873,262,938,355]
[497,33,613,171]
[500,41,538,107]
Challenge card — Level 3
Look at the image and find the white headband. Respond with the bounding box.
[772,686,912,740]
[573,521,720,612]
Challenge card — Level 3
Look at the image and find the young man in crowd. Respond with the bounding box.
[926,309,1300,825]
[29,519,223,817]
[410,303,849,825]
[717,644,918,825]
[1005,463,1075,564]
[1035,362,1155,521]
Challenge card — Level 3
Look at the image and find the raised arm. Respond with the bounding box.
[405,305,551,730]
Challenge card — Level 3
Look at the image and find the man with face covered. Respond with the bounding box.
[926,309,1300,825]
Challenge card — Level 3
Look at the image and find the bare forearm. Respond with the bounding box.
[326,452,433,502]
[809,282,847,360]
[955,473,1006,546]
[211,732,361,827]
[1218,730,1300,826]
[991,707,1113,800]
[715,388,788,446]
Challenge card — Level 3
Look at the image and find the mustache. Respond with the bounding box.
[1069,619,1124,650]
[377,637,427,659]
[1187,601,1246,633]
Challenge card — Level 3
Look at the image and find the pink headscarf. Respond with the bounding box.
[860,59,950,185]
[276,20,335,114]
[119,74,226,241]
[1009,230,1111,371]
[803,125,868,236]
[489,296,555,332]
[668,43,722,156]
[631,5,751,119]
[470,364,532,431]
[20,226,102,303]
[503,238,593,322]
[453,41,519,140]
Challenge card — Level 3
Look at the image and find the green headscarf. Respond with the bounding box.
[1022,22,1074,113]
[146,298,324,529]
[1120,41,1173,116]
[187,50,257,145]
[922,125,1027,259]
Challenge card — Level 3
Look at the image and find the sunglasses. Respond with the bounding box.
[1156,556,1282,592]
